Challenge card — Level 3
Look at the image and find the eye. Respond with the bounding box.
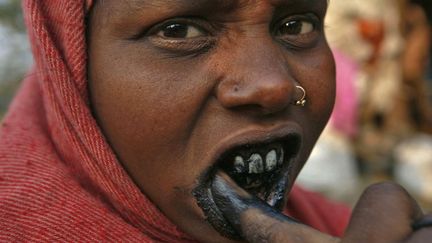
[277,19,315,36]
[143,18,216,56]
[274,14,321,49]
[156,23,206,39]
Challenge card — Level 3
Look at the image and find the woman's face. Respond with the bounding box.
[88,0,334,242]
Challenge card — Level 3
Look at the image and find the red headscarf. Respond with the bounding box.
[0,1,350,241]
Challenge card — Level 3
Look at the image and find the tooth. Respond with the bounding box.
[253,179,262,187]
[248,153,264,173]
[265,150,277,171]
[278,148,284,165]
[245,178,262,188]
[234,156,245,173]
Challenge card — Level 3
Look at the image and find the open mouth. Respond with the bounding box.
[192,133,301,239]
[217,137,300,207]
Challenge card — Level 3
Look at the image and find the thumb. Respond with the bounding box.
[211,171,338,243]
[343,182,423,243]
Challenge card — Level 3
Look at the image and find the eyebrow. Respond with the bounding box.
[125,0,239,12]
[133,0,323,8]
[123,0,326,16]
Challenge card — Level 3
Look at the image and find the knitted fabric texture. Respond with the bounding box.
[0,1,350,242]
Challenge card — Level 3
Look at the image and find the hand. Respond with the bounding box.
[211,171,432,243]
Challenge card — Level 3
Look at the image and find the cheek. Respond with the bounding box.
[309,55,336,127]
[93,46,195,136]
[291,48,335,165]
[89,46,215,190]
[301,47,336,122]
[308,48,336,116]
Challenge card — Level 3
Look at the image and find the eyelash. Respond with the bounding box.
[139,14,321,55]
[138,18,217,56]
[147,18,211,38]
[273,14,321,49]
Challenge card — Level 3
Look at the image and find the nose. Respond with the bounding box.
[215,38,297,115]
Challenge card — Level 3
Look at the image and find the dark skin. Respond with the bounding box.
[212,171,432,243]
[88,0,431,242]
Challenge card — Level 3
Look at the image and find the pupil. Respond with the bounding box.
[280,21,302,35]
[163,24,188,38]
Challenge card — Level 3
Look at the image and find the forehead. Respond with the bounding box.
[123,0,317,7]
[98,0,324,13]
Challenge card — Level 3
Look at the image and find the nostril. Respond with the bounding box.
[233,85,239,92]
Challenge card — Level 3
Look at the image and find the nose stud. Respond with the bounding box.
[294,85,306,106]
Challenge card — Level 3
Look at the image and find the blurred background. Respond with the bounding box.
[296,0,432,211]
[0,0,431,210]
[0,0,31,118]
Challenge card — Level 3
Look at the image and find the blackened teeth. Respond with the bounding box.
[217,137,300,203]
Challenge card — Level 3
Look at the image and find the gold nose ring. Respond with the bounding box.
[294,85,306,106]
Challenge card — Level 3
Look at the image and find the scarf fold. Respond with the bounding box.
[0,1,350,242]
[1,1,192,242]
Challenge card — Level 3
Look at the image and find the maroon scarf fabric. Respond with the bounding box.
[0,1,350,241]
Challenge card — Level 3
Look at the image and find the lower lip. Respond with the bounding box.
[192,164,293,239]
